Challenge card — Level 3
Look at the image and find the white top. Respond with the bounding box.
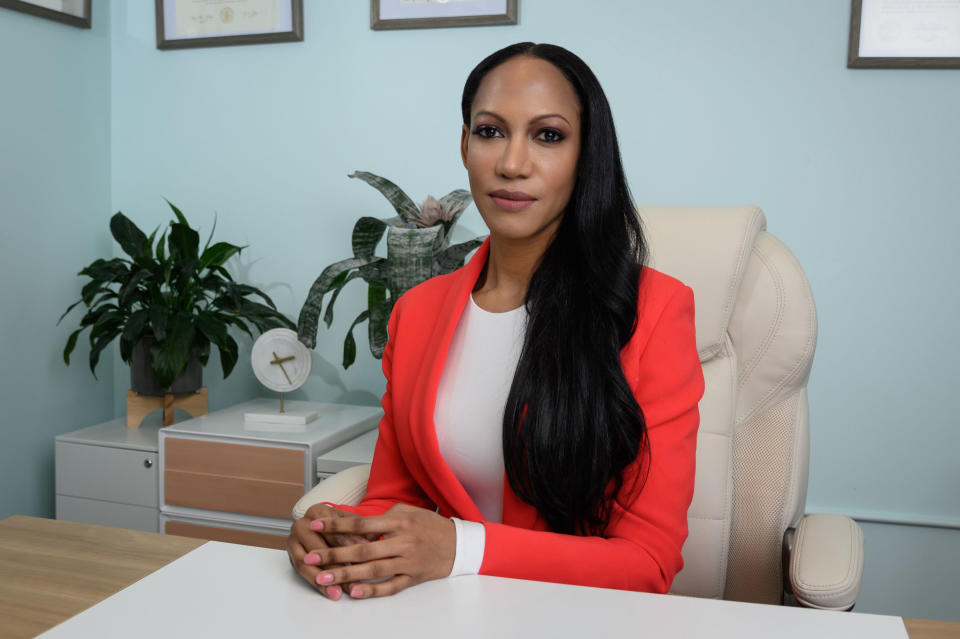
[434,293,526,577]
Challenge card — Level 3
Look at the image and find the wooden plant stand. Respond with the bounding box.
[126,387,209,428]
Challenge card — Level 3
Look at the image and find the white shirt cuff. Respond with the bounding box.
[448,518,486,577]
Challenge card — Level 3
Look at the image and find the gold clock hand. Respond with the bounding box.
[270,351,294,385]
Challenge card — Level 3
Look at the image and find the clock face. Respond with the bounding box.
[250,328,312,393]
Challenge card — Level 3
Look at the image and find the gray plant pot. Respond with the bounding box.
[130,337,202,397]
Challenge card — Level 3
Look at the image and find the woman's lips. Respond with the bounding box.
[490,190,536,212]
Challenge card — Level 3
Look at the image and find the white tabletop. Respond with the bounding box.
[39,541,907,639]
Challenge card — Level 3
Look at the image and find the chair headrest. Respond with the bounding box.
[638,206,766,361]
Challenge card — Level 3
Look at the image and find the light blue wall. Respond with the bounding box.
[3,0,957,622]
[0,0,113,520]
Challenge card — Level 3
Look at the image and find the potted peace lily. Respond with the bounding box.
[298,171,486,369]
[59,201,294,395]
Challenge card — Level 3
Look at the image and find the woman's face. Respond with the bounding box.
[461,55,581,246]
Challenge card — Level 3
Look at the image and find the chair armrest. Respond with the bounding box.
[291,464,371,519]
[788,513,864,611]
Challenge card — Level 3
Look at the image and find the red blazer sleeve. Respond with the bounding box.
[336,305,436,517]
[478,283,704,592]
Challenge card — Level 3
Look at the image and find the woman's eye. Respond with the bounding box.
[537,129,564,143]
[473,125,501,139]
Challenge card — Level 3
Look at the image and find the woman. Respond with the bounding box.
[286,42,704,601]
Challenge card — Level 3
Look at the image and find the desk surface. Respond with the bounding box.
[0,516,956,639]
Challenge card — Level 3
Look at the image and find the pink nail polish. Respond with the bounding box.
[303,552,320,565]
[350,586,363,598]
[316,572,334,585]
[310,520,324,531]
[327,585,342,601]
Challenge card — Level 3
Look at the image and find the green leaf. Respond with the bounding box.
[342,310,369,369]
[81,279,112,306]
[63,328,82,366]
[220,314,254,341]
[169,221,200,263]
[200,241,243,270]
[196,311,229,347]
[385,225,443,298]
[351,217,388,259]
[165,198,189,226]
[202,212,218,254]
[121,309,151,349]
[88,328,121,379]
[79,304,118,329]
[89,310,123,343]
[156,229,168,265]
[358,259,388,286]
[58,299,84,325]
[217,333,240,379]
[195,335,211,366]
[322,271,362,328]
[150,314,194,388]
[349,171,420,226]
[79,257,130,283]
[109,212,150,260]
[367,282,390,360]
[297,255,380,348]
[117,268,151,309]
[120,335,134,363]
[150,306,168,341]
[434,237,486,275]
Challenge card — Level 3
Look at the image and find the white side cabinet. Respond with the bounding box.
[55,420,162,532]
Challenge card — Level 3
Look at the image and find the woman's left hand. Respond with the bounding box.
[304,503,456,599]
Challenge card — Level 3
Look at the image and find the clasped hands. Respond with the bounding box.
[286,502,456,600]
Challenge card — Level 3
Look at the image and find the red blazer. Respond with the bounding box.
[339,240,704,593]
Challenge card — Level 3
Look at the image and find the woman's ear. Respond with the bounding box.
[460,124,469,168]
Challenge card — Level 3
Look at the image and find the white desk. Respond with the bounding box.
[39,541,908,639]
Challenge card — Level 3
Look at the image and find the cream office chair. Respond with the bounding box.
[294,206,864,611]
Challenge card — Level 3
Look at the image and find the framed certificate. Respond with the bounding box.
[0,0,91,28]
[155,0,303,50]
[849,0,960,68]
[371,0,517,31]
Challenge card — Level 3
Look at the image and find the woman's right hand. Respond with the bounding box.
[286,503,372,600]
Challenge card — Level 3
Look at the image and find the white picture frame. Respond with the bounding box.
[371,0,518,31]
[848,0,960,68]
[155,0,303,50]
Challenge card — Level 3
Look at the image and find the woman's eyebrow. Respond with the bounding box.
[474,110,571,126]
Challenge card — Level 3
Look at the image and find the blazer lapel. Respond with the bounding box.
[407,240,489,522]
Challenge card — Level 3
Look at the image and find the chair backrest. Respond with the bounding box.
[639,206,816,604]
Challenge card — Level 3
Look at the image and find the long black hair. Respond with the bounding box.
[461,43,649,536]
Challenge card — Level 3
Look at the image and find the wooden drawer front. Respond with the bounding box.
[165,470,304,518]
[55,441,158,507]
[164,438,305,518]
[165,520,286,550]
[164,438,304,482]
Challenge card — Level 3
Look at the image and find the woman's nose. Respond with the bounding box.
[496,138,531,179]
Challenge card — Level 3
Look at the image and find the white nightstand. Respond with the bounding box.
[55,419,162,532]
[158,398,382,549]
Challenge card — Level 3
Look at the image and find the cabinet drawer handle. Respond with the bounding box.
[144,459,154,468]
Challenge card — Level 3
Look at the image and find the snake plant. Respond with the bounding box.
[59,201,294,388]
[298,171,485,369]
